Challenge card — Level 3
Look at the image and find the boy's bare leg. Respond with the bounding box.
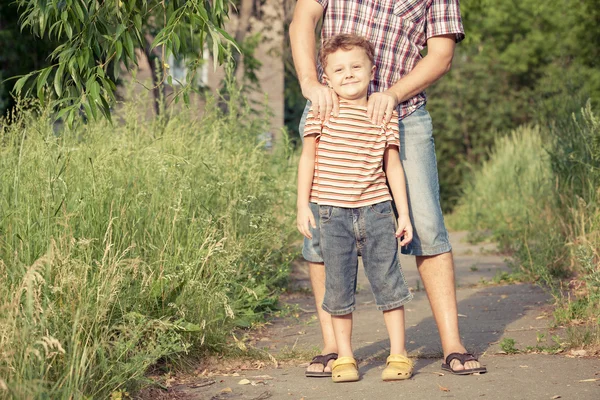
[306,262,338,374]
[382,307,407,356]
[417,252,481,371]
[331,314,353,358]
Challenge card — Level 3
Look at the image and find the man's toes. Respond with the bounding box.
[324,359,334,373]
[464,360,480,370]
[306,364,324,373]
[450,359,465,371]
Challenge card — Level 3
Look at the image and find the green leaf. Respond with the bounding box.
[36,67,52,99]
[13,74,32,95]
[115,41,123,60]
[54,64,65,97]
[124,32,134,60]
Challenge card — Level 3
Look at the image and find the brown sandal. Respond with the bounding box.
[441,352,487,375]
[305,353,338,377]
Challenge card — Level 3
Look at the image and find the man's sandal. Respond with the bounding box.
[441,352,487,375]
[382,354,414,381]
[305,353,338,377]
[331,356,359,383]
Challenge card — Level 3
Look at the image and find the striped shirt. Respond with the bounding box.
[304,102,400,208]
[314,0,465,119]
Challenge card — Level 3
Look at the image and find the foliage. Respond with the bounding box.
[0,0,56,114]
[450,103,600,343]
[0,86,298,397]
[10,0,238,123]
[426,0,600,210]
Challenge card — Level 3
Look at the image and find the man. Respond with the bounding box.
[289,0,487,376]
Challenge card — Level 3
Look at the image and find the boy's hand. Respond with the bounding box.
[297,205,317,239]
[395,214,413,247]
[301,79,339,121]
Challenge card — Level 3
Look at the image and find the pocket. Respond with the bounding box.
[319,205,334,223]
[370,201,393,216]
[393,0,426,24]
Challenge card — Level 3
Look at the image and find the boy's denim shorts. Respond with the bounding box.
[299,101,452,260]
[319,201,413,315]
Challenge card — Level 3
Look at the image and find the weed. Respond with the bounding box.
[499,338,519,354]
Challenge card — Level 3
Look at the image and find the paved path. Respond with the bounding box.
[165,232,600,400]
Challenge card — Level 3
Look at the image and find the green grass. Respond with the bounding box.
[449,102,600,348]
[0,91,298,397]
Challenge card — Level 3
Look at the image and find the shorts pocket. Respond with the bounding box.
[370,201,393,216]
[319,205,334,223]
[393,0,426,24]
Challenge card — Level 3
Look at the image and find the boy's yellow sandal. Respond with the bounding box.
[331,356,360,383]
[382,354,414,381]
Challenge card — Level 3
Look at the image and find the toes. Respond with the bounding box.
[324,359,335,373]
[464,360,480,370]
[450,359,465,371]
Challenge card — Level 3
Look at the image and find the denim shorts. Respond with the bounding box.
[319,201,413,315]
[299,101,452,259]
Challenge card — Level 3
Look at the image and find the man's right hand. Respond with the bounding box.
[301,79,339,121]
[297,204,317,239]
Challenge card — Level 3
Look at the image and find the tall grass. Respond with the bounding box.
[0,89,298,397]
[450,102,600,344]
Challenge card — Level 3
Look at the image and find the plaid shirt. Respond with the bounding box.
[315,0,465,119]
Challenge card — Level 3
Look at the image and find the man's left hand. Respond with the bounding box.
[367,90,398,125]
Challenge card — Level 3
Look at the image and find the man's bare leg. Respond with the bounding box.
[306,261,338,374]
[417,252,481,371]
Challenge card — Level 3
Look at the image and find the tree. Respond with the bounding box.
[11,0,238,123]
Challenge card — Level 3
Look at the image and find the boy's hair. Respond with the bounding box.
[319,34,375,68]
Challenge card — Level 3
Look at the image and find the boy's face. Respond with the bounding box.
[323,47,375,105]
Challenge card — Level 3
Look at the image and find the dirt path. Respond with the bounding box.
[154,232,600,400]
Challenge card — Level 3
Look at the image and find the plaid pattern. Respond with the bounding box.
[315,0,465,119]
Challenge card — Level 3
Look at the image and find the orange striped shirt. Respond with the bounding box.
[304,102,400,208]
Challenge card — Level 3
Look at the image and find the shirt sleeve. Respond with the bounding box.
[313,0,327,8]
[385,111,400,148]
[303,107,322,138]
[426,0,465,43]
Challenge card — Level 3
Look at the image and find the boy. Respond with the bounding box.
[296,34,414,383]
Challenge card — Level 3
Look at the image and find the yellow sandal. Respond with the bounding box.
[382,354,413,381]
[331,356,359,383]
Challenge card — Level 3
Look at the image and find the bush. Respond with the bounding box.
[0,91,298,397]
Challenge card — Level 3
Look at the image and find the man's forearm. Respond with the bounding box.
[386,35,456,103]
[289,0,322,90]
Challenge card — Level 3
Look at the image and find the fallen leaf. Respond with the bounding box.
[438,384,450,392]
[520,365,529,368]
[252,375,274,380]
[570,349,587,357]
[458,314,467,318]
[535,315,546,320]
[220,387,232,393]
[238,379,251,385]
[578,378,600,382]
[551,396,561,399]
[189,380,216,388]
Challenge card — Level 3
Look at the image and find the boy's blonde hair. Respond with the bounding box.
[319,34,375,68]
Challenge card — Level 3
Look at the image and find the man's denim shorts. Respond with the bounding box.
[319,201,413,315]
[299,101,452,261]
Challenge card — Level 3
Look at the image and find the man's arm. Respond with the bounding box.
[367,34,457,125]
[289,0,339,120]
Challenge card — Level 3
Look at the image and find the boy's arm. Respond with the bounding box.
[289,0,339,120]
[297,135,318,239]
[384,146,413,246]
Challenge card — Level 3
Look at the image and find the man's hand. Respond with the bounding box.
[367,90,398,125]
[297,204,317,239]
[395,214,413,247]
[301,79,339,121]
